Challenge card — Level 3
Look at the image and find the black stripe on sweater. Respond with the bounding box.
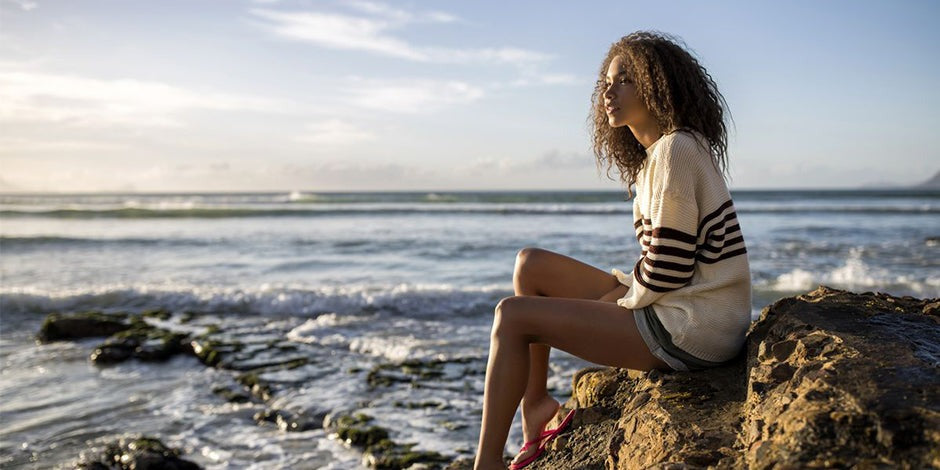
[647,244,696,259]
[698,200,735,234]
[706,224,741,242]
[633,264,675,292]
[700,211,738,243]
[699,236,745,254]
[640,264,693,285]
[643,257,695,273]
[696,247,748,264]
[651,227,697,245]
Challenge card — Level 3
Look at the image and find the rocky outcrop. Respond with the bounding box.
[526,286,939,469]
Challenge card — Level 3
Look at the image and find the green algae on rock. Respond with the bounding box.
[366,357,482,389]
[75,435,201,470]
[90,321,189,364]
[326,412,449,469]
[37,311,131,343]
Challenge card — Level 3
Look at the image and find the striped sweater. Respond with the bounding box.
[612,130,752,363]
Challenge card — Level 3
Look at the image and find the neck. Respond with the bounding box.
[628,120,663,149]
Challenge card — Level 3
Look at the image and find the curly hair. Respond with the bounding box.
[589,31,731,195]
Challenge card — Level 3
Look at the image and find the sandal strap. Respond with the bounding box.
[517,438,540,453]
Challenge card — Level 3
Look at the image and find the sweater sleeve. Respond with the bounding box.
[612,138,701,309]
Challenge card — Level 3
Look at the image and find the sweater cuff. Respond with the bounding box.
[611,267,632,285]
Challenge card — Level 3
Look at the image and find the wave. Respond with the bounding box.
[0,205,627,218]
[754,249,940,297]
[0,191,629,206]
[0,236,215,248]
[0,283,509,319]
[2,204,937,219]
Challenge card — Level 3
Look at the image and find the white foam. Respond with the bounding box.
[0,282,509,318]
[770,268,817,292]
[765,248,940,297]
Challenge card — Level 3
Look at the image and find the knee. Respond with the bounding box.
[492,296,524,337]
[514,247,547,277]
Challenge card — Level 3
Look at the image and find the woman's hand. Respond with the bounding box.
[597,283,629,303]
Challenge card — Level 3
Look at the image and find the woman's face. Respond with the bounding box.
[602,55,651,128]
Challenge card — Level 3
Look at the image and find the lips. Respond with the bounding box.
[606,106,619,114]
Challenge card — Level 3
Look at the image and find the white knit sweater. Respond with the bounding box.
[613,130,752,363]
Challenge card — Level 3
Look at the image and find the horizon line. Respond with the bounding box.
[1,187,937,196]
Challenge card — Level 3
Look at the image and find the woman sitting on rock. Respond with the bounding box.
[474,31,752,470]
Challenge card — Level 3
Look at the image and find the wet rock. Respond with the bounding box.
[190,337,230,367]
[90,319,189,365]
[212,385,251,403]
[523,287,939,469]
[366,357,481,389]
[37,311,130,343]
[90,325,188,365]
[37,311,190,364]
[361,439,450,470]
[393,400,450,410]
[141,308,172,320]
[253,408,324,432]
[325,412,449,469]
[236,371,273,401]
[75,436,200,469]
[443,458,474,470]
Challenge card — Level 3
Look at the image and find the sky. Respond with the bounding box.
[1,0,938,193]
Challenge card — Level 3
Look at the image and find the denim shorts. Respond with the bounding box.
[633,306,725,372]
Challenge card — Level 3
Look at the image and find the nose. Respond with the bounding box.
[603,84,614,101]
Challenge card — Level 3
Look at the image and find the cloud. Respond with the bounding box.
[460,149,595,175]
[250,8,425,61]
[2,0,37,11]
[271,159,437,190]
[345,0,458,24]
[0,175,25,192]
[0,136,127,154]
[0,68,282,127]
[295,119,376,145]
[343,77,483,113]
[507,73,582,87]
[249,3,550,65]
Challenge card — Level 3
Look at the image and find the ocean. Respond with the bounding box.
[1,189,937,468]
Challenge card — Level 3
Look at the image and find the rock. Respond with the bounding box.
[37,311,130,343]
[236,371,273,401]
[90,318,189,365]
[742,287,939,469]
[325,412,449,469]
[366,357,482,389]
[75,436,201,469]
[253,408,324,432]
[36,311,190,364]
[522,286,939,469]
[212,385,251,403]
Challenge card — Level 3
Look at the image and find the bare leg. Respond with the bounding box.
[511,249,622,466]
[474,248,666,469]
[474,295,667,469]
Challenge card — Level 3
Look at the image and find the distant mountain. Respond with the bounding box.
[913,170,940,189]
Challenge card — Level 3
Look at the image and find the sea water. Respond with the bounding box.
[1,190,937,468]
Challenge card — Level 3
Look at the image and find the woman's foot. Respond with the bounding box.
[509,395,561,467]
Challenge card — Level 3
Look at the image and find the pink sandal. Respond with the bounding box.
[508,409,577,470]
